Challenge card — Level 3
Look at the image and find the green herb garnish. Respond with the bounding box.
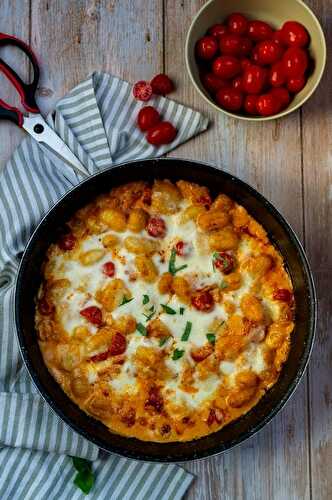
[159,336,170,347]
[142,294,150,305]
[143,305,155,322]
[72,457,94,494]
[181,321,192,341]
[179,307,185,315]
[172,348,185,360]
[119,295,134,306]
[219,281,229,290]
[168,248,188,276]
[206,333,216,344]
[161,304,176,315]
[137,322,147,336]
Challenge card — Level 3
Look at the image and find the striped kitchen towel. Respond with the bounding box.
[0,71,209,500]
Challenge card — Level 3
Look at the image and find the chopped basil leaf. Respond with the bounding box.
[142,294,150,305]
[206,333,216,344]
[72,457,94,494]
[179,307,185,315]
[172,348,185,360]
[219,281,228,289]
[168,248,188,276]
[137,322,147,336]
[119,295,134,306]
[159,336,170,347]
[143,305,155,322]
[161,304,176,315]
[181,321,192,341]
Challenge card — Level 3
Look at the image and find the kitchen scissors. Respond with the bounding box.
[0,33,89,176]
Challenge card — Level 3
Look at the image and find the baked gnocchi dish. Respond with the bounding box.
[35,179,295,442]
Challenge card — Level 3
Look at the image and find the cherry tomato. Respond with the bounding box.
[207,408,224,425]
[175,241,192,257]
[201,72,227,93]
[281,21,309,48]
[208,23,228,39]
[272,29,284,45]
[219,34,242,55]
[108,332,127,356]
[90,350,110,363]
[270,87,290,109]
[256,93,279,116]
[244,94,258,115]
[191,290,214,312]
[147,216,167,238]
[137,106,161,132]
[215,87,243,111]
[239,37,253,56]
[248,20,273,41]
[256,40,283,65]
[232,76,243,91]
[251,46,260,65]
[58,233,76,251]
[196,36,218,60]
[146,121,177,145]
[273,288,293,302]
[133,81,153,101]
[150,73,174,95]
[270,61,286,87]
[227,13,248,35]
[242,65,267,94]
[240,58,251,71]
[287,75,306,93]
[80,306,103,326]
[212,55,241,79]
[214,252,235,274]
[102,261,116,277]
[282,47,308,78]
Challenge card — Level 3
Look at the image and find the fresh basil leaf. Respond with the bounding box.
[206,333,216,344]
[119,295,134,306]
[219,281,228,290]
[179,307,185,315]
[161,304,176,315]
[181,321,192,341]
[143,305,155,322]
[172,348,185,360]
[74,469,94,494]
[137,322,147,336]
[168,248,188,276]
[142,294,150,305]
[159,336,170,347]
[72,457,91,473]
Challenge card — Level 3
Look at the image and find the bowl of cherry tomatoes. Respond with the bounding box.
[185,0,326,120]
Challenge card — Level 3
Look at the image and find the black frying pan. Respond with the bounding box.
[15,158,316,462]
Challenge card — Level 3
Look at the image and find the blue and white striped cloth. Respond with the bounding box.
[0,72,209,499]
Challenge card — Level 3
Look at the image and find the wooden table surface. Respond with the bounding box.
[0,1,331,499]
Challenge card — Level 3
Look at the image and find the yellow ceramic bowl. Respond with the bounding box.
[185,0,326,121]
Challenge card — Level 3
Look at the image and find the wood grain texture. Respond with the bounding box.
[0,1,331,499]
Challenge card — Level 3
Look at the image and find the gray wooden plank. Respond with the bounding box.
[164,1,310,499]
[0,0,30,171]
[302,1,332,499]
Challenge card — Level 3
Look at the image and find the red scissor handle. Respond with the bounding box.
[0,33,40,126]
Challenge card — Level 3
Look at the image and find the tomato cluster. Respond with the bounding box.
[133,74,178,145]
[196,14,311,117]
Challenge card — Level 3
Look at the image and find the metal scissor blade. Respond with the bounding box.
[22,114,89,177]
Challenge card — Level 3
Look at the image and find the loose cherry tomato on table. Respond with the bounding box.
[58,233,76,251]
[147,216,167,238]
[196,36,218,60]
[150,74,174,95]
[208,23,228,39]
[215,87,243,111]
[201,72,227,93]
[212,55,241,79]
[256,93,279,116]
[191,290,214,312]
[219,34,242,56]
[102,261,116,277]
[270,61,286,87]
[270,87,290,109]
[133,81,153,101]
[287,75,306,93]
[227,13,248,35]
[242,65,267,94]
[146,121,177,145]
[80,306,103,326]
[244,94,258,115]
[137,106,161,132]
[255,40,283,65]
[281,21,309,48]
[248,20,273,41]
[282,47,308,78]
